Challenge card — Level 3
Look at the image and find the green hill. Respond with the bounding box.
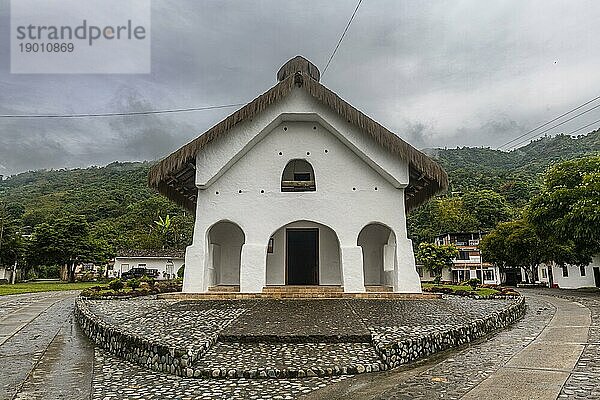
[428,130,600,206]
[0,162,193,253]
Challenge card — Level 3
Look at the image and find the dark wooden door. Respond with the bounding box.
[594,267,600,288]
[286,229,318,285]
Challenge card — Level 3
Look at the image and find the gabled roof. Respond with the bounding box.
[149,56,448,212]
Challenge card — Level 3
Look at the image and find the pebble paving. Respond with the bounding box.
[92,348,349,400]
[81,296,517,377]
[196,342,381,370]
[368,296,555,399]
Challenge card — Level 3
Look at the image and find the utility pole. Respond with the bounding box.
[0,202,6,268]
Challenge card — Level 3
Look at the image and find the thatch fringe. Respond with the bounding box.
[149,71,448,211]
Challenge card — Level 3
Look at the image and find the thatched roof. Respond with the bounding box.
[116,249,185,259]
[149,56,448,213]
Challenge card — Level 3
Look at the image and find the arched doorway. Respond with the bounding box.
[358,223,396,287]
[207,221,245,288]
[266,221,341,286]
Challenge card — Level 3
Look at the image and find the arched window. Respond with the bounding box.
[281,159,316,192]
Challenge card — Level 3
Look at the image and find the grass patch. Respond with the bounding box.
[422,283,500,297]
[0,281,105,296]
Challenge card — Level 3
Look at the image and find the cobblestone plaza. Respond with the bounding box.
[1,290,599,399]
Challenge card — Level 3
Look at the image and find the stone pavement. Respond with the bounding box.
[2,289,600,399]
[0,291,93,400]
[78,296,520,379]
[460,293,590,400]
[304,290,599,400]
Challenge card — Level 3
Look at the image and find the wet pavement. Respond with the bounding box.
[1,289,599,399]
[0,291,93,400]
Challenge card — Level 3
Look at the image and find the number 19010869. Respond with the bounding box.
[19,42,74,53]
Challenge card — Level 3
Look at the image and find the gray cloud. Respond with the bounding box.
[1,0,600,175]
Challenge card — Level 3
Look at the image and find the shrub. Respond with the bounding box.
[108,278,124,292]
[177,265,185,279]
[465,278,480,290]
[139,275,155,285]
[127,278,141,290]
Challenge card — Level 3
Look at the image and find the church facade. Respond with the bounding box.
[150,56,448,294]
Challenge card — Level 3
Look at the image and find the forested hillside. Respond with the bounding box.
[0,162,194,259]
[413,131,599,244]
[0,131,598,270]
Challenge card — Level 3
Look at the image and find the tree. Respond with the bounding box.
[480,219,548,283]
[408,197,478,245]
[527,155,600,265]
[0,221,24,269]
[415,242,458,284]
[26,215,110,282]
[461,190,511,230]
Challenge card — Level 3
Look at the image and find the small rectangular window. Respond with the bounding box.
[542,268,547,278]
[293,172,311,181]
[562,266,569,277]
[580,265,586,276]
[429,270,436,278]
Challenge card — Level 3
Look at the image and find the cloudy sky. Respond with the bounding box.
[1,0,599,176]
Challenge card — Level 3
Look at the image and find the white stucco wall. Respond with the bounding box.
[114,257,184,280]
[537,256,600,289]
[184,87,421,294]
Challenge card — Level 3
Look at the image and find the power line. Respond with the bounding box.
[321,0,363,78]
[0,102,246,119]
[506,103,600,150]
[565,117,600,136]
[497,95,600,150]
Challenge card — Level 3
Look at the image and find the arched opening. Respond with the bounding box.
[358,223,396,288]
[266,221,341,286]
[281,159,316,192]
[207,221,245,289]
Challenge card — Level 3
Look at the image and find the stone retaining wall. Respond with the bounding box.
[75,296,526,379]
[373,296,526,368]
[75,298,208,376]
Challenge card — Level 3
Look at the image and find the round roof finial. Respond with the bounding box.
[277,56,320,82]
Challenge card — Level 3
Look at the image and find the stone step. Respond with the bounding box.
[157,292,441,300]
[192,342,386,378]
[208,285,240,292]
[262,285,344,293]
[365,285,393,292]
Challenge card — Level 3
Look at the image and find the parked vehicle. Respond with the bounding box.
[121,267,159,280]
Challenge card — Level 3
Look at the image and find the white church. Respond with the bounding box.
[150,56,448,294]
